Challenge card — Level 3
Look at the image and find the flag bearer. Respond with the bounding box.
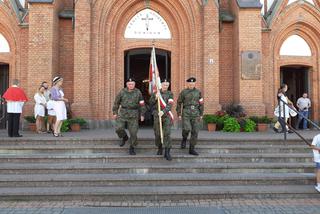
[149,79,174,161]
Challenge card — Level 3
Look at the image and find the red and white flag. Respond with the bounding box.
[148,47,174,121]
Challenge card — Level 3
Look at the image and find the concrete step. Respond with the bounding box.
[0,185,319,201]
[0,173,314,187]
[0,153,313,163]
[0,138,309,146]
[0,145,311,155]
[0,162,314,174]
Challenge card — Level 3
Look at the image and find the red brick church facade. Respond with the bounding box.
[0,0,319,127]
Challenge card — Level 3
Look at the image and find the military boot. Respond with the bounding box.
[181,137,187,149]
[120,135,128,147]
[129,146,136,155]
[157,144,163,155]
[164,148,172,161]
[189,145,199,156]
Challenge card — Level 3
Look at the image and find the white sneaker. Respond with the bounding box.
[315,185,320,193]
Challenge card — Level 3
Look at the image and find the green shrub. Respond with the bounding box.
[249,116,259,124]
[243,119,256,132]
[24,116,36,123]
[203,114,219,124]
[61,120,70,132]
[216,114,231,130]
[68,118,87,126]
[223,117,240,132]
[249,116,272,124]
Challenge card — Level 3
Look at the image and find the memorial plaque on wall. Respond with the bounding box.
[241,51,261,80]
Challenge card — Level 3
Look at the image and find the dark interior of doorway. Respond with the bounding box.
[124,48,171,126]
[0,64,9,129]
[280,65,309,128]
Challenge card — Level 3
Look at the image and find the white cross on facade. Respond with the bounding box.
[142,14,153,31]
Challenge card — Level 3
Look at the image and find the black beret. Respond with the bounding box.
[161,78,170,83]
[126,77,136,83]
[186,77,196,83]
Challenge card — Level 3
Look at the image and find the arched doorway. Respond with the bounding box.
[0,63,9,129]
[280,65,310,103]
[0,33,11,129]
[280,65,311,128]
[124,48,171,126]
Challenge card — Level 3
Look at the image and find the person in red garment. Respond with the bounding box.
[2,79,28,137]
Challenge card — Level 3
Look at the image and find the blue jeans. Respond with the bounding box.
[296,111,309,129]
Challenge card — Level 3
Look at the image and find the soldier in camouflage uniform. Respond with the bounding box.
[149,79,174,161]
[112,78,146,155]
[176,77,204,156]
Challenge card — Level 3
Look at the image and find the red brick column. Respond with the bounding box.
[233,6,266,115]
[27,1,58,107]
[202,0,221,114]
[72,0,92,118]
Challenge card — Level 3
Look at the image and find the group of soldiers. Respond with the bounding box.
[112,77,204,161]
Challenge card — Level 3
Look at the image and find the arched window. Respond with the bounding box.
[0,33,10,53]
[124,8,171,39]
[280,35,312,56]
[287,0,315,5]
[19,0,26,8]
[260,0,276,15]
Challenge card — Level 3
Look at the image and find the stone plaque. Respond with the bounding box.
[241,51,261,80]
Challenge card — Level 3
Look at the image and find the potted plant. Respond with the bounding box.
[68,118,87,132]
[203,114,219,132]
[243,118,256,132]
[214,111,230,131]
[24,116,36,132]
[250,116,272,132]
[223,117,241,132]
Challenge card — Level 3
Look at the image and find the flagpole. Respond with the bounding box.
[152,46,164,145]
[157,92,164,145]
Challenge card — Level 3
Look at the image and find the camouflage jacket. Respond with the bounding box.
[176,88,204,117]
[149,90,174,117]
[112,88,146,118]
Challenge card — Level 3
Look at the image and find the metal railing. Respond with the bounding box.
[277,97,319,147]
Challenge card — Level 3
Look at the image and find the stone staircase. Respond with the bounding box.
[0,137,318,201]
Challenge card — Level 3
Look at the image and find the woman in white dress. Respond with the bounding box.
[34,85,47,133]
[50,77,68,137]
[273,84,295,133]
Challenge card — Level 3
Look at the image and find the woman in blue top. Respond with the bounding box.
[50,76,68,137]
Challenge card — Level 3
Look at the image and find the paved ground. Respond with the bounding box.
[0,128,319,141]
[0,199,319,213]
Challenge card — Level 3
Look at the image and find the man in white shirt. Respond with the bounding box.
[2,79,28,137]
[295,93,311,130]
[311,134,320,192]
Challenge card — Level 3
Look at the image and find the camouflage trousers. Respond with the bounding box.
[153,115,172,149]
[115,117,139,148]
[182,116,201,146]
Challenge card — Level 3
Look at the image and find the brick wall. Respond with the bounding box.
[58,19,74,103]
[1,0,320,123]
[219,23,234,105]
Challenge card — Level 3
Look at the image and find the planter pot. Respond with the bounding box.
[70,124,81,132]
[207,123,216,132]
[28,123,37,132]
[257,123,269,132]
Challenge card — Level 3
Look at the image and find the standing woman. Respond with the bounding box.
[273,84,294,133]
[50,77,68,137]
[34,85,47,133]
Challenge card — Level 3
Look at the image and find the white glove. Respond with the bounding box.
[158,111,164,117]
